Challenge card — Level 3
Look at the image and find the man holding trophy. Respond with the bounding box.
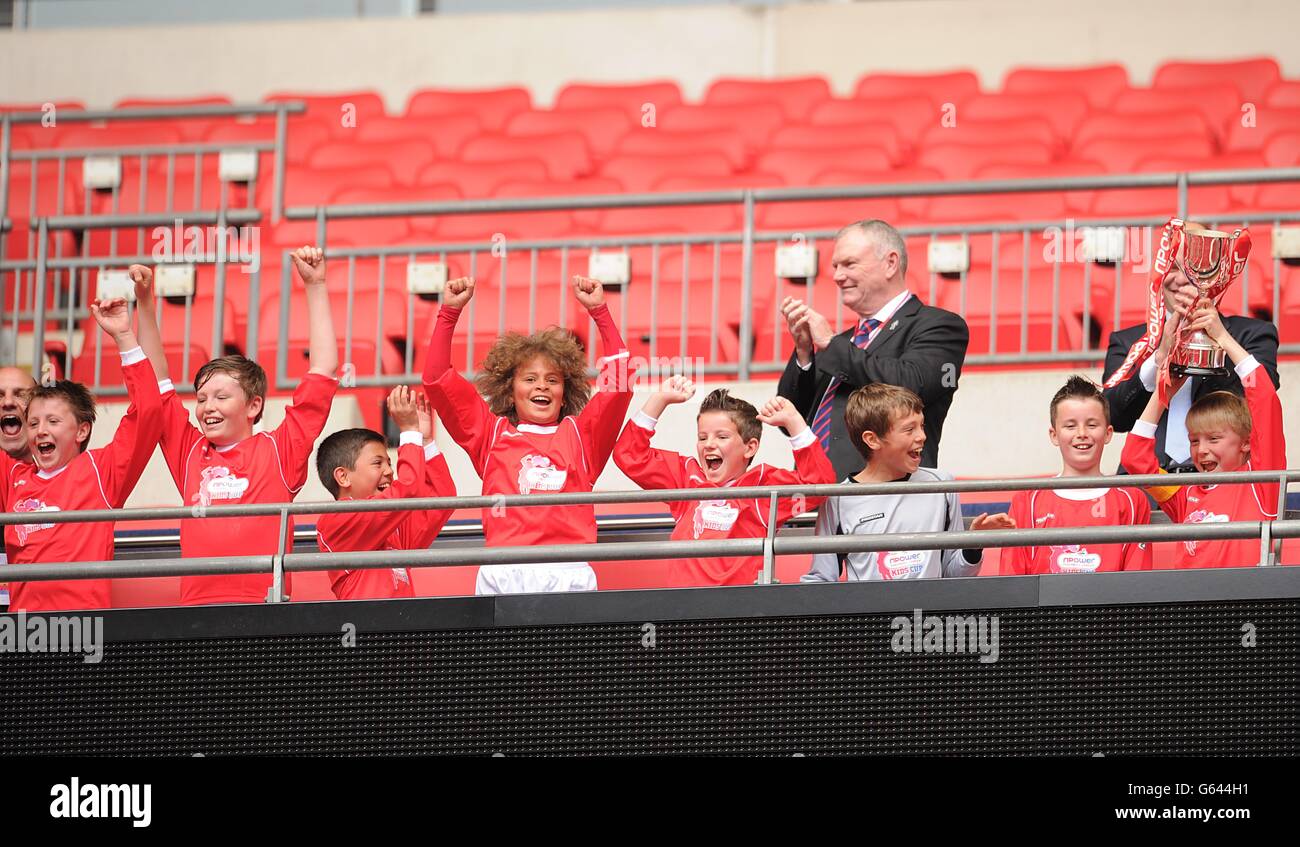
[1103,218,1280,473]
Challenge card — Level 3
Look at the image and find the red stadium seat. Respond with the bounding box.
[404,86,531,130]
[416,159,549,198]
[931,264,1089,355]
[258,163,396,210]
[330,182,462,240]
[657,102,786,152]
[1130,152,1265,214]
[1002,63,1130,109]
[555,80,684,124]
[264,90,387,137]
[1263,131,1300,166]
[613,127,749,169]
[1153,57,1281,103]
[306,138,438,183]
[205,117,332,167]
[1072,110,1214,151]
[1112,85,1242,143]
[704,75,833,120]
[799,165,945,224]
[755,181,902,233]
[56,124,186,149]
[755,147,892,187]
[4,159,83,217]
[597,152,734,192]
[432,178,594,241]
[1264,80,1300,109]
[1075,135,1215,172]
[961,91,1091,140]
[974,160,1107,216]
[1222,107,1300,152]
[257,290,403,380]
[916,141,1053,180]
[768,122,904,166]
[459,132,593,180]
[113,95,235,140]
[919,116,1060,155]
[505,107,633,158]
[810,96,939,144]
[854,70,981,105]
[593,173,780,235]
[353,113,483,157]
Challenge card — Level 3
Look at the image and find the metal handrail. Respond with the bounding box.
[1,103,305,123]
[0,469,1292,590]
[0,468,1293,527]
[3,519,1297,585]
[283,168,1300,220]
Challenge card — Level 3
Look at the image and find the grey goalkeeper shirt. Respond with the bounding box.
[801,468,982,582]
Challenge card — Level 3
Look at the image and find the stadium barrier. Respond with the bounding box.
[1,469,1294,603]
[3,566,1298,754]
[0,102,302,389]
[283,166,1300,385]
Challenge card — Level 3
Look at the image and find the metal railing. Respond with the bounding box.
[0,102,302,389]
[281,166,1300,386]
[1,469,1295,604]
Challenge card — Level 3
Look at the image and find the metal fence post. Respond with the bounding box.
[758,491,779,585]
[31,218,48,378]
[267,506,290,602]
[738,190,755,381]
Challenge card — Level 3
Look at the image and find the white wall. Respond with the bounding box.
[2,0,1296,110]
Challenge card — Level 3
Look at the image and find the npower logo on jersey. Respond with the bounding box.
[50,778,151,827]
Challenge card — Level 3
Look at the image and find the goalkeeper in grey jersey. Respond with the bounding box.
[802,384,1012,582]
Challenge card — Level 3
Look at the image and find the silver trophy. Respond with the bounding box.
[1168,224,1244,379]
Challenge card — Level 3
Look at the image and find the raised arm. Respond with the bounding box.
[612,376,695,493]
[319,389,428,552]
[87,297,163,506]
[574,276,635,474]
[752,396,836,524]
[128,264,170,383]
[422,277,473,384]
[291,246,338,378]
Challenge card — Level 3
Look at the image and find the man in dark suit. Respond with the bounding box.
[777,220,970,479]
[1103,265,1280,472]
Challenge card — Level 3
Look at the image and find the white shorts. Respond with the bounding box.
[474,562,598,596]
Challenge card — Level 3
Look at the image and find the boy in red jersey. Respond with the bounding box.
[422,275,633,595]
[1005,376,1152,575]
[1,295,162,611]
[314,386,455,600]
[614,378,835,587]
[130,247,339,604]
[1121,301,1286,568]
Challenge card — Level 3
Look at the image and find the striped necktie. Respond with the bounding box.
[811,317,880,450]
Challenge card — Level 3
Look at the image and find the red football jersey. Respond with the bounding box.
[1,353,162,612]
[423,303,632,550]
[614,412,836,586]
[1005,485,1152,574]
[316,437,455,600]
[1120,356,1286,568]
[158,372,337,605]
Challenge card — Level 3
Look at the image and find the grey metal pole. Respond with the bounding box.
[738,190,755,380]
[758,491,779,585]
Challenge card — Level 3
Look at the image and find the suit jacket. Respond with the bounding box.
[1102,315,1280,471]
[777,295,970,480]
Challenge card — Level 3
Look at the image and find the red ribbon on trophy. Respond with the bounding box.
[1102,218,1251,406]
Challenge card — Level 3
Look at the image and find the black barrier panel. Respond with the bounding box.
[0,572,1297,755]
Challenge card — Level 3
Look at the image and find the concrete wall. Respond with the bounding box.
[2,0,1296,110]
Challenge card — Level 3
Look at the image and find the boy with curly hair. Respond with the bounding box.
[422,275,633,594]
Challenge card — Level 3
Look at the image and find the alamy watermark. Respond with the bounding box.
[150,220,260,273]
[0,611,104,663]
[890,608,999,664]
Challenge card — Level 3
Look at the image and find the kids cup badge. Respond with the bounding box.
[1103,219,1251,406]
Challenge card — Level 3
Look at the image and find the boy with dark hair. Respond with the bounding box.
[1005,376,1152,574]
[1121,301,1286,568]
[314,386,455,600]
[803,383,1011,582]
[614,378,835,587]
[0,296,163,611]
[130,247,339,604]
